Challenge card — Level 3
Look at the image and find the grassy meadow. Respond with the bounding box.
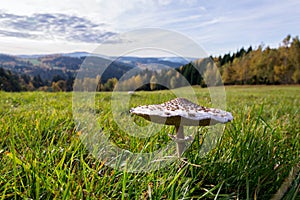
[0,85,299,199]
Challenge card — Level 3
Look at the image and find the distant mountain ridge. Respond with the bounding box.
[16,51,195,63]
[0,52,194,82]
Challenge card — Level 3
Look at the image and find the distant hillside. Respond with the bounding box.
[114,56,194,68]
[0,53,136,83]
[0,52,194,91]
[0,52,192,82]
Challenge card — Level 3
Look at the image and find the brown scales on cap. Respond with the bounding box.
[130,98,233,127]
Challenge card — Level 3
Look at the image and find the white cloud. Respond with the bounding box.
[0,0,299,55]
[0,13,120,43]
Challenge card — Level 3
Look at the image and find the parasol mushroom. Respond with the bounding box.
[130,98,233,157]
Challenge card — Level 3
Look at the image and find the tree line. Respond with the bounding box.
[1,35,299,92]
[219,35,300,85]
[0,69,74,92]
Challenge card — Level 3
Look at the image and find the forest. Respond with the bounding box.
[1,35,299,92]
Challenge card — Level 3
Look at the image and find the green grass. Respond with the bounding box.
[0,86,299,199]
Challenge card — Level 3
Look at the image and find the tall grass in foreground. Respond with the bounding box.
[0,86,299,199]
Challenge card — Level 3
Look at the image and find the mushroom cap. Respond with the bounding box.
[130,98,233,126]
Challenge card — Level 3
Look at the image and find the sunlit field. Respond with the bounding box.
[0,86,299,199]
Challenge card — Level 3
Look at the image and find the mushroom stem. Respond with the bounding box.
[175,125,185,157]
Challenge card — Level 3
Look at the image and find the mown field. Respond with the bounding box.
[0,86,299,199]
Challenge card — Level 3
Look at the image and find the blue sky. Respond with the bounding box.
[0,0,299,56]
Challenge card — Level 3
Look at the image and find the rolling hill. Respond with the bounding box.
[0,52,192,83]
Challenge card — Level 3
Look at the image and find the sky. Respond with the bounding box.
[0,0,299,57]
